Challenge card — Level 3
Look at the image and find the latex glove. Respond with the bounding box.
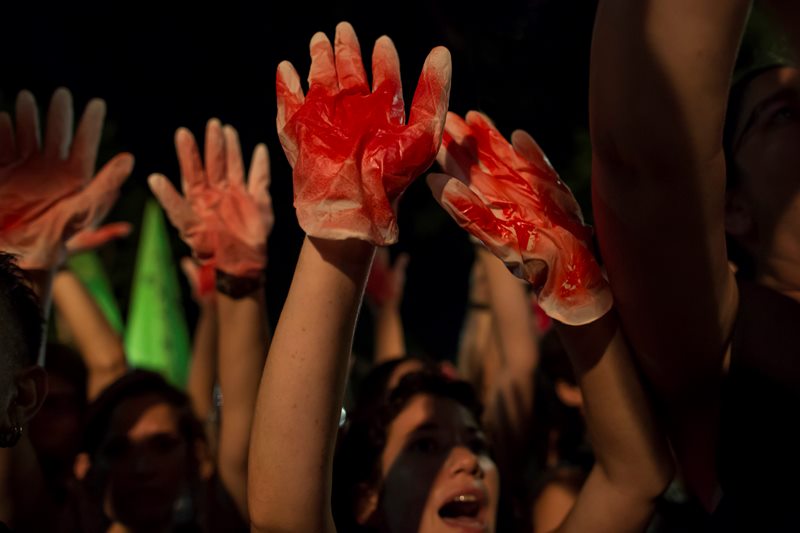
[365,248,409,308]
[65,222,132,255]
[148,119,273,280]
[276,21,451,244]
[180,257,216,304]
[0,89,134,270]
[428,111,612,326]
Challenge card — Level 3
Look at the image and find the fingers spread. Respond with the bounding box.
[175,127,207,195]
[276,61,305,133]
[204,119,227,187]
[15,90,41,158]
[372,35,404,124]
[334,22,369,93]
[223,125,245,187]
[70,98,106,179]
[308,31,338,92]
[44,87,74,160]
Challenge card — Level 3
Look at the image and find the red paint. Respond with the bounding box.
[436,112,612,325]
[277,29,451,245]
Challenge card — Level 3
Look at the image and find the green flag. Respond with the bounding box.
[67,251,124,333]
[124,199,191,387]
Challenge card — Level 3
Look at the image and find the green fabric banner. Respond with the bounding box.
[124,199,190,387]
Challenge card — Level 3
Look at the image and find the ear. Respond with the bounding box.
[12,365,48,424]
[724,189,754,239]
[354,483,380,527]
[74,452,91,481]
[555,379,583,409]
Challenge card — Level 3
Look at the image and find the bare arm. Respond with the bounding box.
[186,300,218,428]
[477,247,539,483]
[249,238,373,532]
[590,0,750,504]
[53,269,127,400]
[553,311,674,533]
[366,249,409,363]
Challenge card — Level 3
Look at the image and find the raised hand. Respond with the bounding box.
[180,257,217,304]
[365,248,409,308]
[428,111,612,326]
[65,222,132,256]
[0,89,134,270]
[148,120,273,280]
[276,21,451,244]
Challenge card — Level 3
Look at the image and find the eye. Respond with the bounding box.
[768,103,799,125]
[408,436,440,453]
[467,435,490,455]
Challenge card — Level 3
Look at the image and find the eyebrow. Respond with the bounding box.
[735,87,799,149]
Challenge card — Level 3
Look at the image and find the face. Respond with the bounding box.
[101,394,190,527]
[372,394,499,533]
[729,66,800,256]
[29,374,82,470]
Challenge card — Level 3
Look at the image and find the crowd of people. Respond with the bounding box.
[1,1,799,531]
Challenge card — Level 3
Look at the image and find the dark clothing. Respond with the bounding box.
[715,282,800,531]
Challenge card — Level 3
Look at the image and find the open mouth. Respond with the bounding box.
[438,494,486,531]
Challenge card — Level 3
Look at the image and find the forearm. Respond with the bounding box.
[372,304,406,363]
[52,270,126,399]
[248,237,374,532]
[187,302,218,425]
[217,285,268,520]
[554,312,674,532]
[591,0,751,171]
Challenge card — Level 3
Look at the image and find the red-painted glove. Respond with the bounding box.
[66,222,132,256]
[180,257,217,304]
[276,21,451,244]
[0,89,134,270]
[428,111,612,326]
[148,120,273,280]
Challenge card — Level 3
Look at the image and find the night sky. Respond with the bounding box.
[0,0,598,361]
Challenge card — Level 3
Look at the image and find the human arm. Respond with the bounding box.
[247,22,451,531]
[148,120,273,519]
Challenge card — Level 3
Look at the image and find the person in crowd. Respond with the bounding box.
[248,22,672,533]
[589,1,800,527]
[0,87,133,531]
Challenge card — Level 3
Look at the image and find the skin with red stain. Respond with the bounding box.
[276,22,452,245]
[428,111,612,326]
[0,89,133,270]
[148,120,273,280]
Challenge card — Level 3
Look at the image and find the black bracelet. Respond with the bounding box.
[215,269,265,299]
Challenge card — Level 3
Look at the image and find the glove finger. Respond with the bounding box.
[44,87,73,160]
[334,22,369,93]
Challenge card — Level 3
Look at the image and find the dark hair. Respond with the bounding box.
[45,343,89,408]
[81,369,204,458]
[0,252,44,368]
[333,370,483,532]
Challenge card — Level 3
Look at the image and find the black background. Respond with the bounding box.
[0,0,598,361]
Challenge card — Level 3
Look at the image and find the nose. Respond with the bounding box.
[449,446,484,479]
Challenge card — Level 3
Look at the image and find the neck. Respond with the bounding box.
[756,237,800,302]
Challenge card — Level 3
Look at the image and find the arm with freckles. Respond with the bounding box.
[430,113,672,532]
[148,120,273,519]
[247,22,451,532]
[590,0,751,505]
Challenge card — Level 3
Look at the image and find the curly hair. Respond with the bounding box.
[0,252,43,369]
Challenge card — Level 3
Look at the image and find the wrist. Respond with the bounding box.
[215,269,265,299]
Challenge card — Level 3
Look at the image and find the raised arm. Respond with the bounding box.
[0,88,131,529]
[181,258,219,430]
[429,111,671,532]
[148,120,273,519]
[52,269,127,400]
[247,22,451,532]
[365,248,409,363]
[589,0,750,504]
